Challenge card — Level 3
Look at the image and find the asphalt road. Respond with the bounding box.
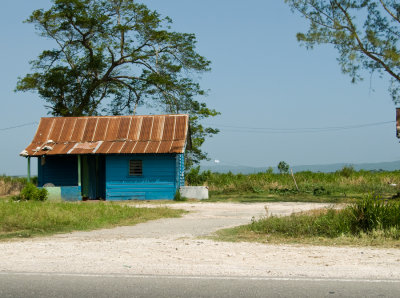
[1,272,399,298]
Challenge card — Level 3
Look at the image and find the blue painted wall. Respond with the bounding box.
[42,186,82,201]
[106,154,183,200]
[60,186,82,201]
[38,155,78,187]
[37,153,185,201]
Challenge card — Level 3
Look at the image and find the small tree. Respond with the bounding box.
[277,161,289,174]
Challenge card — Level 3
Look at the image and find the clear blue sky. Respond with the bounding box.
[1,0,399,175]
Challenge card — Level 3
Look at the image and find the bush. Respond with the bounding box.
[14,183,48,201]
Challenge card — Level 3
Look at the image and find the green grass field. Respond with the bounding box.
[187,167,400,203]
[204,193,358,203]
[0,200,185,240]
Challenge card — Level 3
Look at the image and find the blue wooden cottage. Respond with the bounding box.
[20,114,188,201]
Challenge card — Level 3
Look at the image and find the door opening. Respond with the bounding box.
[81,155,106,200]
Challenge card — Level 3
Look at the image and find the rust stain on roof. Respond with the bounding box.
[128,117,141,141]
[117,117,131,140]
[23,114,189,156]
[82,118,97,141]
[162,116,175,140]
[139,117,153,141]
[59,118,75,142]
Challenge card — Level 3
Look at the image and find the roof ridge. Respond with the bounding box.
[40,114,189,120]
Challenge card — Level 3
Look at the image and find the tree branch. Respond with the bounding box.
[380,0,400,25]
[335,0,400,82]
[112,75,147,81]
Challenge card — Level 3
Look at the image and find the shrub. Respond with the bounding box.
[14,183,48,201]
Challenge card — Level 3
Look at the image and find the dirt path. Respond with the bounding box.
[57,202,326,240]
[1,202,400,279]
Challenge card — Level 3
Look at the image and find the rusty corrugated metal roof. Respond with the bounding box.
[22,114,189,156]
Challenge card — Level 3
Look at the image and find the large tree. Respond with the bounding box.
[284,0,400,103]
[16,0,218,168]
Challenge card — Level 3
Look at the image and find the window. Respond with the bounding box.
[129,160,142,176]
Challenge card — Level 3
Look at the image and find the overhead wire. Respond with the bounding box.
[204,120,395,134]
[0,122,38,131]
[0,120,395,134]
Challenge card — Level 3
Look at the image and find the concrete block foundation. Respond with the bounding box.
[179,186,209,200]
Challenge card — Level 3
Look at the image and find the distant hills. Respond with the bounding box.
[200,160,400,174]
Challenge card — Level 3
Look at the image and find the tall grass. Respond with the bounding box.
[348,196,400,233]
[187,168,400,199]
[0,175,37,197]
[249,208,352,238]
[0,201,184,239]
[247,196,400,239]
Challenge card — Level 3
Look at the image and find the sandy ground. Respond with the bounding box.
[1,202,400,279]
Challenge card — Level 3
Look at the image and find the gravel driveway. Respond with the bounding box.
[1,202,400,279]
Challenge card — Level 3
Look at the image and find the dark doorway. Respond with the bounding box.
[81,155,106,200]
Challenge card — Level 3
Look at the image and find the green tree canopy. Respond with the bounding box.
[284,0,400,103]
[16,0,219,167]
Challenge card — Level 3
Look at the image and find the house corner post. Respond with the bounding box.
[78,155,81,187]
[27,157,31,183]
